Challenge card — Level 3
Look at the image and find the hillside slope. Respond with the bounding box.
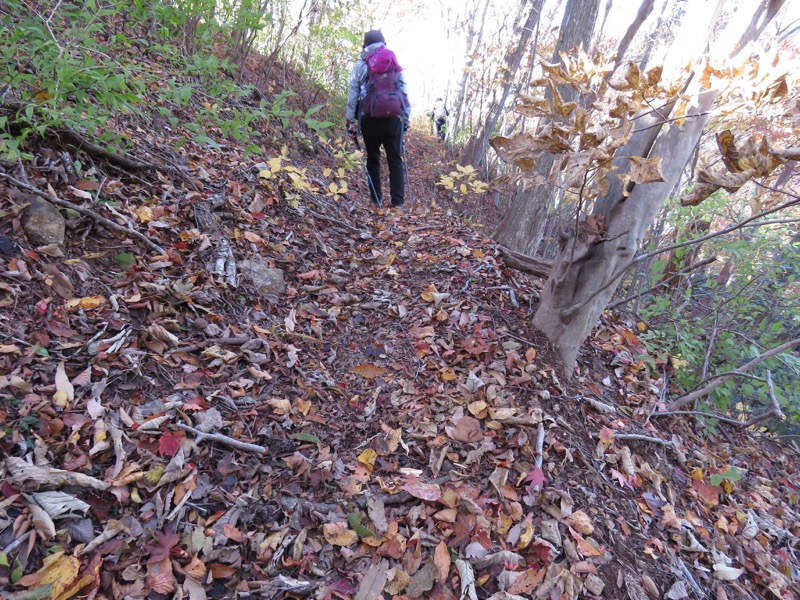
[0,53,798,600]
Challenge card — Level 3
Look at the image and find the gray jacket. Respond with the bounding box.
[346,42,411,126]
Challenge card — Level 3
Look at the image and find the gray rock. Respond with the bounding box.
[22,196,66,246]
[239,260,285,296]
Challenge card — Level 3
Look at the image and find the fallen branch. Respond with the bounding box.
[656,371,787,427]
[0,172,166,255]
[534,422,545,469]
[169,336,252,354]
[176,423,268,454]
[5,456,110,492]
[57,127,151,170]
[499,247,553,278]
[669,338,800,410]
[614,433,677,450]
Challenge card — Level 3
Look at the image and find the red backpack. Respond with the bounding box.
[362,46,408,119]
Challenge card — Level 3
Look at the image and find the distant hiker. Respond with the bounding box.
[431,97,448,142]
[346,29,411,208]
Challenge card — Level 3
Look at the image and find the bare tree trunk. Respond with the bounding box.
[451,0,491,143]
[462,0,543,169]
[493,0,601,253]
[533,88,718,372]
[730,0,788,57]
[612,0,656,70]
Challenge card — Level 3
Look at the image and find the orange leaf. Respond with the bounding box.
[434,542,450,582]
[209,563,238,579]
[351,363,386,379]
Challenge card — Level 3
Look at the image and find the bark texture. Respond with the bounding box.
[533,89,718,372]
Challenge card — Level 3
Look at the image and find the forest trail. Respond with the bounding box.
[0,69,797,600]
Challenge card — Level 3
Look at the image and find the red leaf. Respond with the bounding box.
[158,431,185,457]
[144,531,180,564]
[523,467,546,492]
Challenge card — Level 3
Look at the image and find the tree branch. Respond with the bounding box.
[636,193,800,264]
[499,246,553,278]
[669,339,800,410]
[608,256,716,310]
[0,172,166,255]
[176,424,268,454]
[655,372,786,427]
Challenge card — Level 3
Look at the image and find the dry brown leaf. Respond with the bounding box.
[564,510,594,535]
[660,503,682,530]
[445,416,483,443]
[434,541,451,582]
[628,156,665,185]
[351,363,386,379]
[354,559,389,600]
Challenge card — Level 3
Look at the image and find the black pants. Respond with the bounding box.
[361,115,404,206]
[435,118,446,140]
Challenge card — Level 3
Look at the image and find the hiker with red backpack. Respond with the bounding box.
[346,30,410,209]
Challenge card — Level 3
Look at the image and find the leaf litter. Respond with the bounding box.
[0,68,798,600]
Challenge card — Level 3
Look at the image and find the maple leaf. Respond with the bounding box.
[145,531,180,564]
[158,431,185,457]
[523,467,546,492]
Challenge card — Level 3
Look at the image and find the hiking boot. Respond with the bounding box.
[391,200,405,208]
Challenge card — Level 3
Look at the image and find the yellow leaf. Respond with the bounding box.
[629,156,665,185]
[322,522,358,547]
[34,89,52,101]
[323,168,331,177]
[460,183,468,194]
[440,370,457,382]
[267,398,291,415]
[351,364,386,379]
[243,231,263,244]
[468,400,488,417]
[357,449,377,470]
[637,322,647,332]
[19,552,80,599]
[136,207,153,223]
[258,169,272,179]
[268,157,282,171]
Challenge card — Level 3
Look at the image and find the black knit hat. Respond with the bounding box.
[364,30,385,46]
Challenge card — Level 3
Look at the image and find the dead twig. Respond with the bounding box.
[655,371,786,427]
[57,127,150,170]
[0,172,166,255]
[669,338,800,410]
[176,423,268,454]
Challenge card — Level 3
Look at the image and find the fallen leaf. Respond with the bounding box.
[713,564,745,581]
[355,559,389,600]
[322,522,358,547]
[434,541,450,582]
[445,416,483,443]
[564,510,594,535]
[402,480,442,502]
[351,363,386,379]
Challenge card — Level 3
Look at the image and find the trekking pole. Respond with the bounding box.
[352,133,382,209]
[401,133,412,210]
